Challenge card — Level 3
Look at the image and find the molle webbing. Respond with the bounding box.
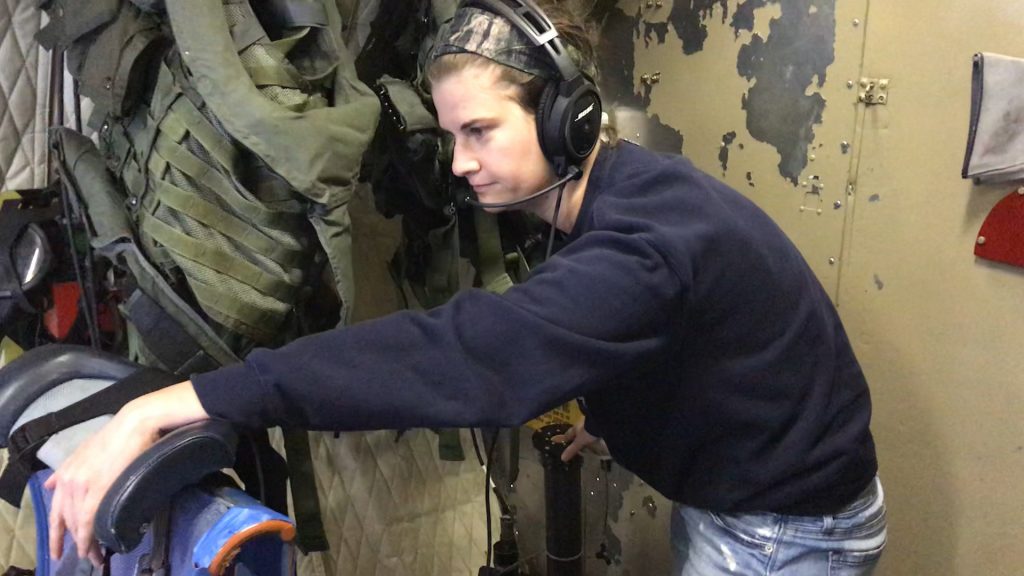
[166,0,381,323]
[51,127,241,370]
[110,54,313,343]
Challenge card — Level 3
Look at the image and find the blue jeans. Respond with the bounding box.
[671,477,887,575]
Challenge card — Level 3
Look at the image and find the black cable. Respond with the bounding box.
[470,427,485,466]
[72,79,83,133]
[484,429,499,567]
[475,427,514,572]
[55,161,101,348]
[247,434,268,504]
[544,183,566,261]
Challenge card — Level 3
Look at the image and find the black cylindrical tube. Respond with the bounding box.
[532,423,582,576]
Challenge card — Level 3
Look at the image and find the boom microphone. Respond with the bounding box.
[459,166,582,209]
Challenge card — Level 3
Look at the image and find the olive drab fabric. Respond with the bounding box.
[165,0,380,327]
[38,0,380,365]
[36,0,166,120]
[52,127,238,373]
[38,0,380,555]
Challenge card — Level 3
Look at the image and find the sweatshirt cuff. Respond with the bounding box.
[190,359,269,429]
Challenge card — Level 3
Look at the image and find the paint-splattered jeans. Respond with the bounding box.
[671,476,887,575]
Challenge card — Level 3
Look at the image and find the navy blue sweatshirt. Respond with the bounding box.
[192,141,877,515]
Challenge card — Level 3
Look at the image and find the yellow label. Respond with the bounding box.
[525,400,582,431]
[0,337,24,369]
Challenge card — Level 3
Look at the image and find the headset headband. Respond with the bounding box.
[461,0,581,83]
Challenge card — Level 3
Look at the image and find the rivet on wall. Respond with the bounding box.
[640,72,662,86]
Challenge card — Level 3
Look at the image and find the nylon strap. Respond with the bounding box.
[473,209,514,295]
[109,21,164,117]
[0,367,180,506]
[246,65,302,89]
[281,429,329,552]
[166,98,240,178]
[122,288,222,375]
[151,135,303,228]
[154,180,304,267]
[119,247,240,366]
[228,11,267,53]
[150,63,181,123]
[140,214,299,302]
[104,121,134,176]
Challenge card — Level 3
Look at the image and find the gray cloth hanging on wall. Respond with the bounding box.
[963,52,1024,183]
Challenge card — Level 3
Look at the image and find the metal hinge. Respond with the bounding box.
[858,77,890,105]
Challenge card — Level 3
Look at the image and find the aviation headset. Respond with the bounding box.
[460,0,603,177]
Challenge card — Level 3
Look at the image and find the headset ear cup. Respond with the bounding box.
[536,81,561,162]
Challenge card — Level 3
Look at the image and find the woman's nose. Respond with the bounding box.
[451,140,479,177]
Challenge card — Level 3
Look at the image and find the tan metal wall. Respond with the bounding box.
[624,0,1024,574]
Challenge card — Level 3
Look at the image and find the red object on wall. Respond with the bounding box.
[975,188,1024,268]
[44,282,81,341]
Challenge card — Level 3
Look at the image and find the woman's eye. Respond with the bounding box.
[468,126,488,138]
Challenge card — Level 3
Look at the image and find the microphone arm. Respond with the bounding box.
[460,166,582,209]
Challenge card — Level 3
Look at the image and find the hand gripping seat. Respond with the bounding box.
[0,345,296,576]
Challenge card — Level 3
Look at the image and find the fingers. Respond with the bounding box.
[74,508,97,560]
[48,456,102,562]
[48,482,66,561]
[560,434,589,462]
[551,427,577,445]
[86,539,104,567]
[68,472,99,560]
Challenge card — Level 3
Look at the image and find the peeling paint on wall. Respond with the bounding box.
[593,1,684,154]
[627,0,836,183]
[643,21,669,47]
[731,0,769,37]
[594,2,642,108]
[719,131,737,172]
[668,0,730,54]
[736,0,836,184]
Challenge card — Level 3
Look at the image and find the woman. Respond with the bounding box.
[46,1,887,573]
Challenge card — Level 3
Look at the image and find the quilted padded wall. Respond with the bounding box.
[0,0,50,191]
[0,451,37,571]
[296,430,494,576]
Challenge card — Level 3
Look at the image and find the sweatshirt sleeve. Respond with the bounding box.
[190,228,686,431]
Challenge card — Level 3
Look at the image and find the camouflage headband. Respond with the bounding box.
[431,6,560,79]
